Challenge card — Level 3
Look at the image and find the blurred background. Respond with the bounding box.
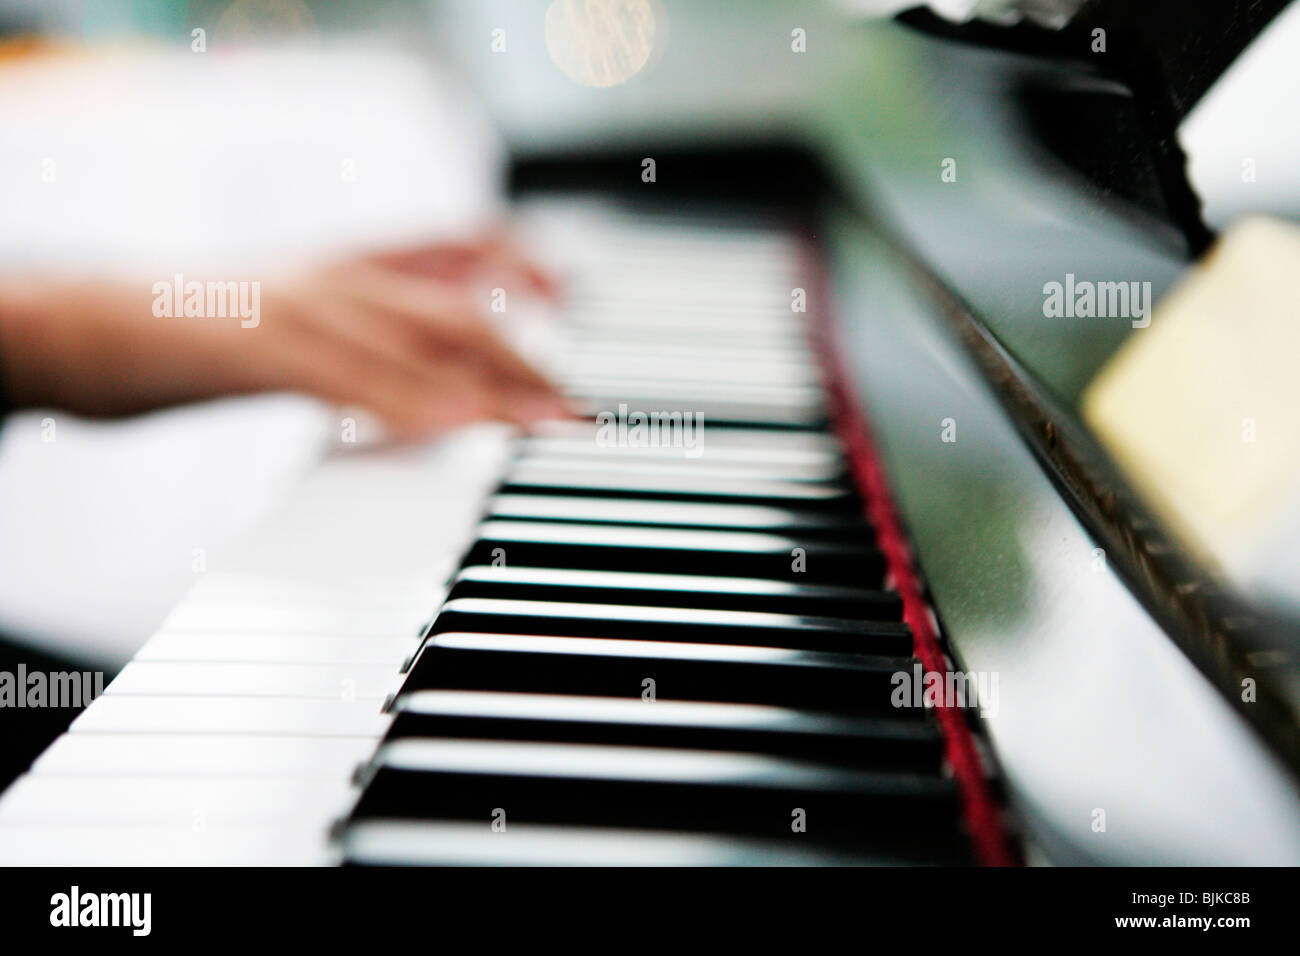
[0,0,1298,666]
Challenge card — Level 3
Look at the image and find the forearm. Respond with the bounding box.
[0,277,52,412]
[0,277,243,417]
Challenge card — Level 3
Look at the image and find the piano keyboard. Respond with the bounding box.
[0,204,1013,866]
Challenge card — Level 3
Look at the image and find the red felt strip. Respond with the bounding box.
[807,256,1020,867]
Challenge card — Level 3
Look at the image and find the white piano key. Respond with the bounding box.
[105,661,401,699]
[373,737,908,790]
[0,775,356,827]
[504,467,846,501]
[0,825,333,866]
[567,299,800,319]
[134,633,419,665]
[571,265,795,286]
[454,564,864,596]
[70,696,391,737]
[516,439,839,468]
[593,245,797,265]
[568,330,806,352]
[565,378,822,406]
[569,336,815,360]
[507,456,840,483]
[162,602,429,637]
[595,251,797,271]
[31,734,377,778]
[566,357,819,387]
[437,597,872,640]
[567,395,823,427]
[486,495,843,529]
[568,311,803,334]
[568,293,797,314]
[591,243,796,261]
[183,572,438,607]
[343,821,872,866]
[577,242,794,257]
[569,354,818,381]
[590,264,797,282]
[569,292,795,306]
[581,259,798,281]
[476,519,803,553]
[594,245,799,269]
[527,419,841,452]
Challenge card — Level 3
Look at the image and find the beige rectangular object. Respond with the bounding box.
[1082,217,1300,595]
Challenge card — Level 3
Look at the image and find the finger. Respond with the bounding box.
[281,322,516,436]
[271,292,567,434]
[476,231,561,299]
[363,231,560,299]
[275,291,478,398]
[323,266,566,400]
[263,280,550,410]
[360,241,486,281]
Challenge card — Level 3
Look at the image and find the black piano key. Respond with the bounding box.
[349,739,964,855]
[430,597,914,656]
[449,565,903,620]
[466,521,884,586]
[386,691,945,771]
[400,633,916,716]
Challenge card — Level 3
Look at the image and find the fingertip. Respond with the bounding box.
[526,267,564,301]
[503,390,572,425]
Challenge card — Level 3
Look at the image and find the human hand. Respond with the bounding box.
[0,234,568,438]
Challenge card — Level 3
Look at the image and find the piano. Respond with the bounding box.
[2,0,1300,867]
